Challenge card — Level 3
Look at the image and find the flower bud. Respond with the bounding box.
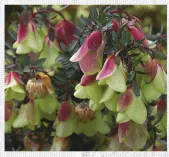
[112,20,119,32]
[129,26,148,46]
[55,20,76,46]
[58,102,72,121]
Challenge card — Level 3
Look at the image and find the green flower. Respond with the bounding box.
[13,102,41,129]
[39,36,61,69]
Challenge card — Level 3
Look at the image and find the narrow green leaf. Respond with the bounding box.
[153,50,167,60]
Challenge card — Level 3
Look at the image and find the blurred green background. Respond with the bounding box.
[5,5,167,42]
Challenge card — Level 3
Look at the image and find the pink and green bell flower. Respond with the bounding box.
[13,21,45,54]
[5,101,17,133]
[5,71,25,101]
[96,55,127,93]
[54,102,110,138]
[118,121,149,150]
[104,87,147,125]
[70,31,105,75]
[13,102,41,130]
[141,59,167,102]
[74,74,104,111]
[116,88,147,124]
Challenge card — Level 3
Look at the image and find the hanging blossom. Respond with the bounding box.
[70,31,105,75]
[140,59,167,102]
[39,35,61,70]
[13,18,45,54]
[74,75,104,111]
[96,55,127,93]
[5,71,25,101]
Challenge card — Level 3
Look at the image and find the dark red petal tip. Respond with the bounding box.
[58,102,72,121]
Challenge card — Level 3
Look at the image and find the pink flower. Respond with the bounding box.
[55,20,76,46]
[70,31,105,75]
[129,26,148,46]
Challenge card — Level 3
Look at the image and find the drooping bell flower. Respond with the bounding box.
[13,102,40,129]
[117,87,136,112]
[112,20,119,32]
[5,101,17,133]
[74,75,104,111]
[103,134,132,151]
[54,103,110,138]
[70,31,105,75]
[116,87,147,124]
[152,62,167,94]
[39,36,61,69]
[74,80,103,108]
[5,71,25,101]
[55,20,76,46]
[118,121,149,150]
[129,26,148,46]
[26,72,53,99]
[96,55,127,93]
[13,21,45,54]
[141,59,167,102]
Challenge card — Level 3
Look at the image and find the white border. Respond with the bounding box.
[0,0,168,157]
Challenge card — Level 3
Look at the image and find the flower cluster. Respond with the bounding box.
[5,6,167,151]
[69,17,167,150]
